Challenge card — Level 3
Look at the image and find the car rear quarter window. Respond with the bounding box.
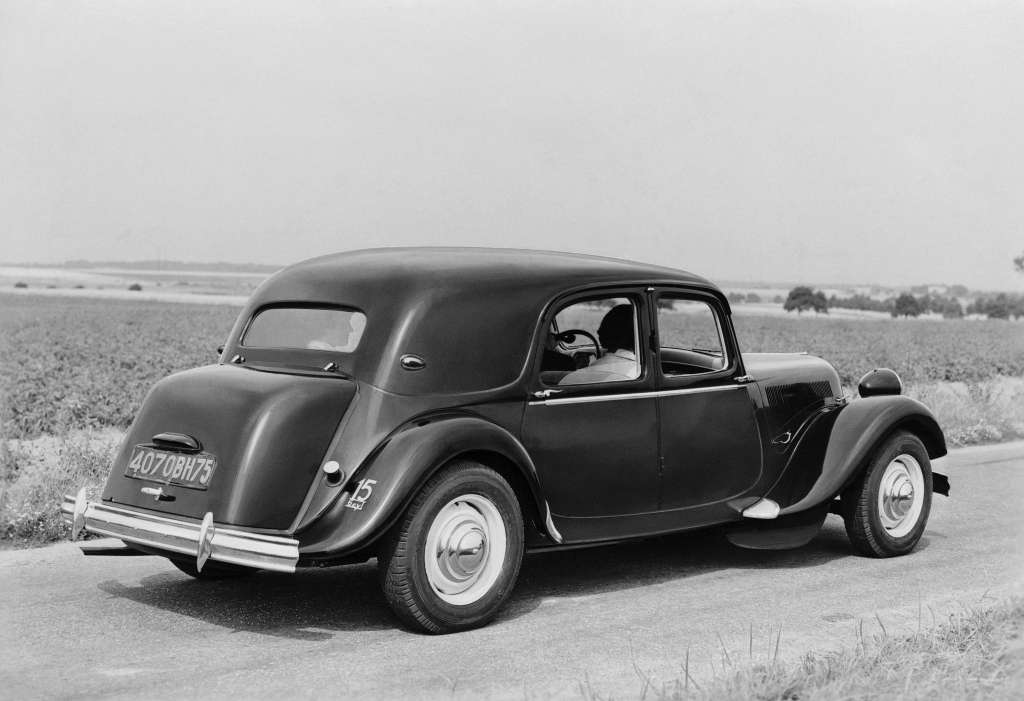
[242,307,366,352]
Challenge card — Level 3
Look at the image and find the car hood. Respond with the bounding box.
[742,353,843,439]
[102,364,355,530]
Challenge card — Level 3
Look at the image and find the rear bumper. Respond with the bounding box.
[60,496,299,573]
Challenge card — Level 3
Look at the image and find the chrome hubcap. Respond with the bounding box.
[437,520,488,582]
[425,495,506,605]
[878,455,925,538]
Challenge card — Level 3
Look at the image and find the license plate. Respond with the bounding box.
[124,446,218,490]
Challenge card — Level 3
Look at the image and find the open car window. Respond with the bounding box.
[656,297,727,376]
[242,307,366,352]
[540,297,641,386]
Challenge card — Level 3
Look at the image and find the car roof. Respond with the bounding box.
[230,248,728,396]
[280,247,713,288]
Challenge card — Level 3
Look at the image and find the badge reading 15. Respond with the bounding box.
[345,479,377,511]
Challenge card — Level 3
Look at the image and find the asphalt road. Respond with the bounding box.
[3,441,1023,701]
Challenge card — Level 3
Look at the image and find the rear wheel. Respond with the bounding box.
[378,460,524,634]
[171,559,255,580]
[842,430,932,557]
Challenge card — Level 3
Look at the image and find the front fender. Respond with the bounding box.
[295,414,548,560]
[778,395,946,516]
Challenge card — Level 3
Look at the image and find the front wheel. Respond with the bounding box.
[842,430,933,557]
[378,460,524,634]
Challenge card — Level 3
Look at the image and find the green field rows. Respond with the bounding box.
[1,295,1023,440]
[732,314,1024,387]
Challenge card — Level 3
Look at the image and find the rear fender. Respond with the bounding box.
[296,415,551,559]
[777,395,947,516]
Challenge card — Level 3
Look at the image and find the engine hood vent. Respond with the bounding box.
[765,381,833,412]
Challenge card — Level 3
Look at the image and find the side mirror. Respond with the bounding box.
[217,344,225,355]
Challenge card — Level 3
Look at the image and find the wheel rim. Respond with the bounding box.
[877,454,925,538]
[424,494,507,605]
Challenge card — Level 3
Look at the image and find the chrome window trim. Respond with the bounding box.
[529,383,741,406]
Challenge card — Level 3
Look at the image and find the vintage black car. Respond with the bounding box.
[63,249,949,633]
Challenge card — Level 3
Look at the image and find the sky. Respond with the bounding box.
[1,0,1022,291]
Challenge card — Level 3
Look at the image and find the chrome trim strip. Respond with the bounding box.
[530,390,657,406]
[655,385,744,399]
[530,384,742,406]
[544,503,563,544]
[60,497,299,573]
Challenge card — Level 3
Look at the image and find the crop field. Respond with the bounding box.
[1,294,1023,440]
[0,295,239,439]
[732,314,1024,387]
[1,294,1023,546]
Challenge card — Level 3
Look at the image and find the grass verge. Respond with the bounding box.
[905,377,1024,447]
[592,598,1024,701]
[0,427,119,547]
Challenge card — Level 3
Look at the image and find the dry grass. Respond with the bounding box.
[904,378,1024,447]
[0,426,119,547]
[585,598,1024,701]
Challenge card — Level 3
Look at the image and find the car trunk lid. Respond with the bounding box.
[102,364,355,530]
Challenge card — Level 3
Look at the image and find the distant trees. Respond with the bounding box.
[930,296,964,319]
[128,283,142,291]
[828,293,892,313]
[823,291,966,318]
[784,286,828,314]
[752,282,1024,321]
[892,294,922,318]
[967,294,1024,320]
[724,292,764,304]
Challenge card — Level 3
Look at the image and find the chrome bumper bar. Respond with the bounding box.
[60,495,299,573]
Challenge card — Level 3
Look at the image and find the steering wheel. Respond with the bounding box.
[555,329,602,359]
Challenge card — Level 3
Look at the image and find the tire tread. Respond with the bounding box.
[841,429,931,558]
[378,460,522,634]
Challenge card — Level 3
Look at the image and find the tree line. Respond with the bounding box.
[775,286,1024,319]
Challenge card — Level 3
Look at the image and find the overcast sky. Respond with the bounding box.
[1,0,1022,290]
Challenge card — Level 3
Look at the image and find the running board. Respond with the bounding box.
[727,504,830,550]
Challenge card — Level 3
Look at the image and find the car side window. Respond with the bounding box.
[540,296,641,387]
[656,297,727,376]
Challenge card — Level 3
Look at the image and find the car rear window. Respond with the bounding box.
[242,307,366,352]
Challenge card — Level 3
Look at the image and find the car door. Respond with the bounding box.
[520,289,660,524]
[653,289,763,512]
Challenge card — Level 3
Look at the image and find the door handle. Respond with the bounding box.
[532,389,563,399]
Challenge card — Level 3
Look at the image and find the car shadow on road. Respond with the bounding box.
[498,516,860,623]
[96,516,863,640]
[97,561,393,641]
